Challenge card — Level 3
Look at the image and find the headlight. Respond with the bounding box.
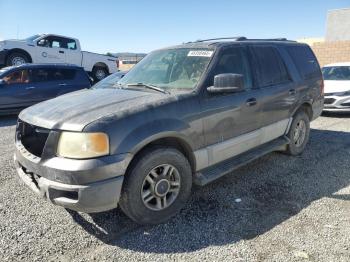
[57,132,109,159]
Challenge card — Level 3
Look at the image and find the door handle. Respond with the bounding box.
[25,86,36,90]
[59,83,67,86]
[59,50,64,54]
[289,89,296,95]
[246,98,257,106]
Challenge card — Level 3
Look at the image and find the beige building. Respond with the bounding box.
[297,8,350,67]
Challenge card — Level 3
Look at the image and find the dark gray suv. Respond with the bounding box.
[14,37,324,224]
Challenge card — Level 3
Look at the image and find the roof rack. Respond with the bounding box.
[187,37,247,43]
[242,38,292,41]
[186,37,294,43]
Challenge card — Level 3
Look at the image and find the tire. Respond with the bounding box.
[285,110,310,156]
[6,52,29,66]
[92,66,108,81]
[119,147,192,225]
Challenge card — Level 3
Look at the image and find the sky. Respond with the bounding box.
[0,0,349,54]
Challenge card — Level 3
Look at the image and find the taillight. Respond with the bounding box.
[321,78,324,96]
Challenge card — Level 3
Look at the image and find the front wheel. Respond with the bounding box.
[285,110,310,155]
[6,52,29,66]
[119,147,192,225]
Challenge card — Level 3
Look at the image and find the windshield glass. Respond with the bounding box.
[93,71,127,89]
[322,66,350,81]
[117,48,214,90]
[24,34,42,42]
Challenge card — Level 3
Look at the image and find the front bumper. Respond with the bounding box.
[14,141,131,213]
[323,95,350,112]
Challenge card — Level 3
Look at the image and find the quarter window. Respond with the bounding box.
[251,46,290,87]
[286,45,320,79]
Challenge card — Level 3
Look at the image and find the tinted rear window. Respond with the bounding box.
[286,45,320,79]
[31,68,76,82]
[251,46,290,87]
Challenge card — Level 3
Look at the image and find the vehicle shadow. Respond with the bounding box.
[0,115,17,127]
[68,128,350,253]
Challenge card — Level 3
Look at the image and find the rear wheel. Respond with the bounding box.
[119,147,192,225]
[6,52,29,66]
[92,66,108,81]
[285,110,310,155]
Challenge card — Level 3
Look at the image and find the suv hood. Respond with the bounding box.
[19,88,167,131]
[324,80,350,93]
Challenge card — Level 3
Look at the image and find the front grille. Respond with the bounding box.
[17,120,50,157]
[324,98,336,104]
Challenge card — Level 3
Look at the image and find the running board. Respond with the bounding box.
[194,136,290,186]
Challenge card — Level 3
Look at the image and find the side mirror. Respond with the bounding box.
[207,73,244,93]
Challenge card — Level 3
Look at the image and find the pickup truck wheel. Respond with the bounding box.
[285,110,310,156]
[6,52,29,66]
[119,147,192,225]
[92,67,107,81]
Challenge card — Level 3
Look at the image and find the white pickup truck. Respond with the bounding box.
[0,34,118,81]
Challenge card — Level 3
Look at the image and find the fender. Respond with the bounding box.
[6,48,33,63]
[116,118,195,156]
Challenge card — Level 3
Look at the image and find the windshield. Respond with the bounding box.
[322,66,350,81]
[117,48,214,90]
[24,34,42,42]
[93,71,127,89]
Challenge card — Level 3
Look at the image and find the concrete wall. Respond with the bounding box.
[326,8,350,41]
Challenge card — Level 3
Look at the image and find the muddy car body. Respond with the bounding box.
[14,37,324,224]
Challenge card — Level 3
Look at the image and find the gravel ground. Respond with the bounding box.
[0,114,349,261]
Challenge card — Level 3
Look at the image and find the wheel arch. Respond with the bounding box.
[6,48,33,63]
[294,102,313,120]
[126,134,197,176]
[92,62,109,73]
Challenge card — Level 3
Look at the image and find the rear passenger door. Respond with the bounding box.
[249,45,296,143]
[51,68,81,96]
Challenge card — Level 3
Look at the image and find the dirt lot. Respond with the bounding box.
[0,114,349,261]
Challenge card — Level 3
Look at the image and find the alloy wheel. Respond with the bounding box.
[141,164,181,211]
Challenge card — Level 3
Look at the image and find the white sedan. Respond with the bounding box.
[322,62,350,112]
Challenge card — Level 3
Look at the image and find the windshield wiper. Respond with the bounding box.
[127,83,169,94]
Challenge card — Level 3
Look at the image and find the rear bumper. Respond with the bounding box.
[311,96,324,120]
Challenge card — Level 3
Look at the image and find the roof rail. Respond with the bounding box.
[186,37,295,44]
[241,38,293,41]
[187,37,247,43]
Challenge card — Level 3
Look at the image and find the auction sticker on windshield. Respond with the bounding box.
[187,50,214,57]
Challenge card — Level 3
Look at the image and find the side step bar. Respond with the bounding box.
[194,136,290,186]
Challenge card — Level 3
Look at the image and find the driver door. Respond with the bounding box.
[35,35,66,63]
[200,46,263,166]
[0,69,38,110]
